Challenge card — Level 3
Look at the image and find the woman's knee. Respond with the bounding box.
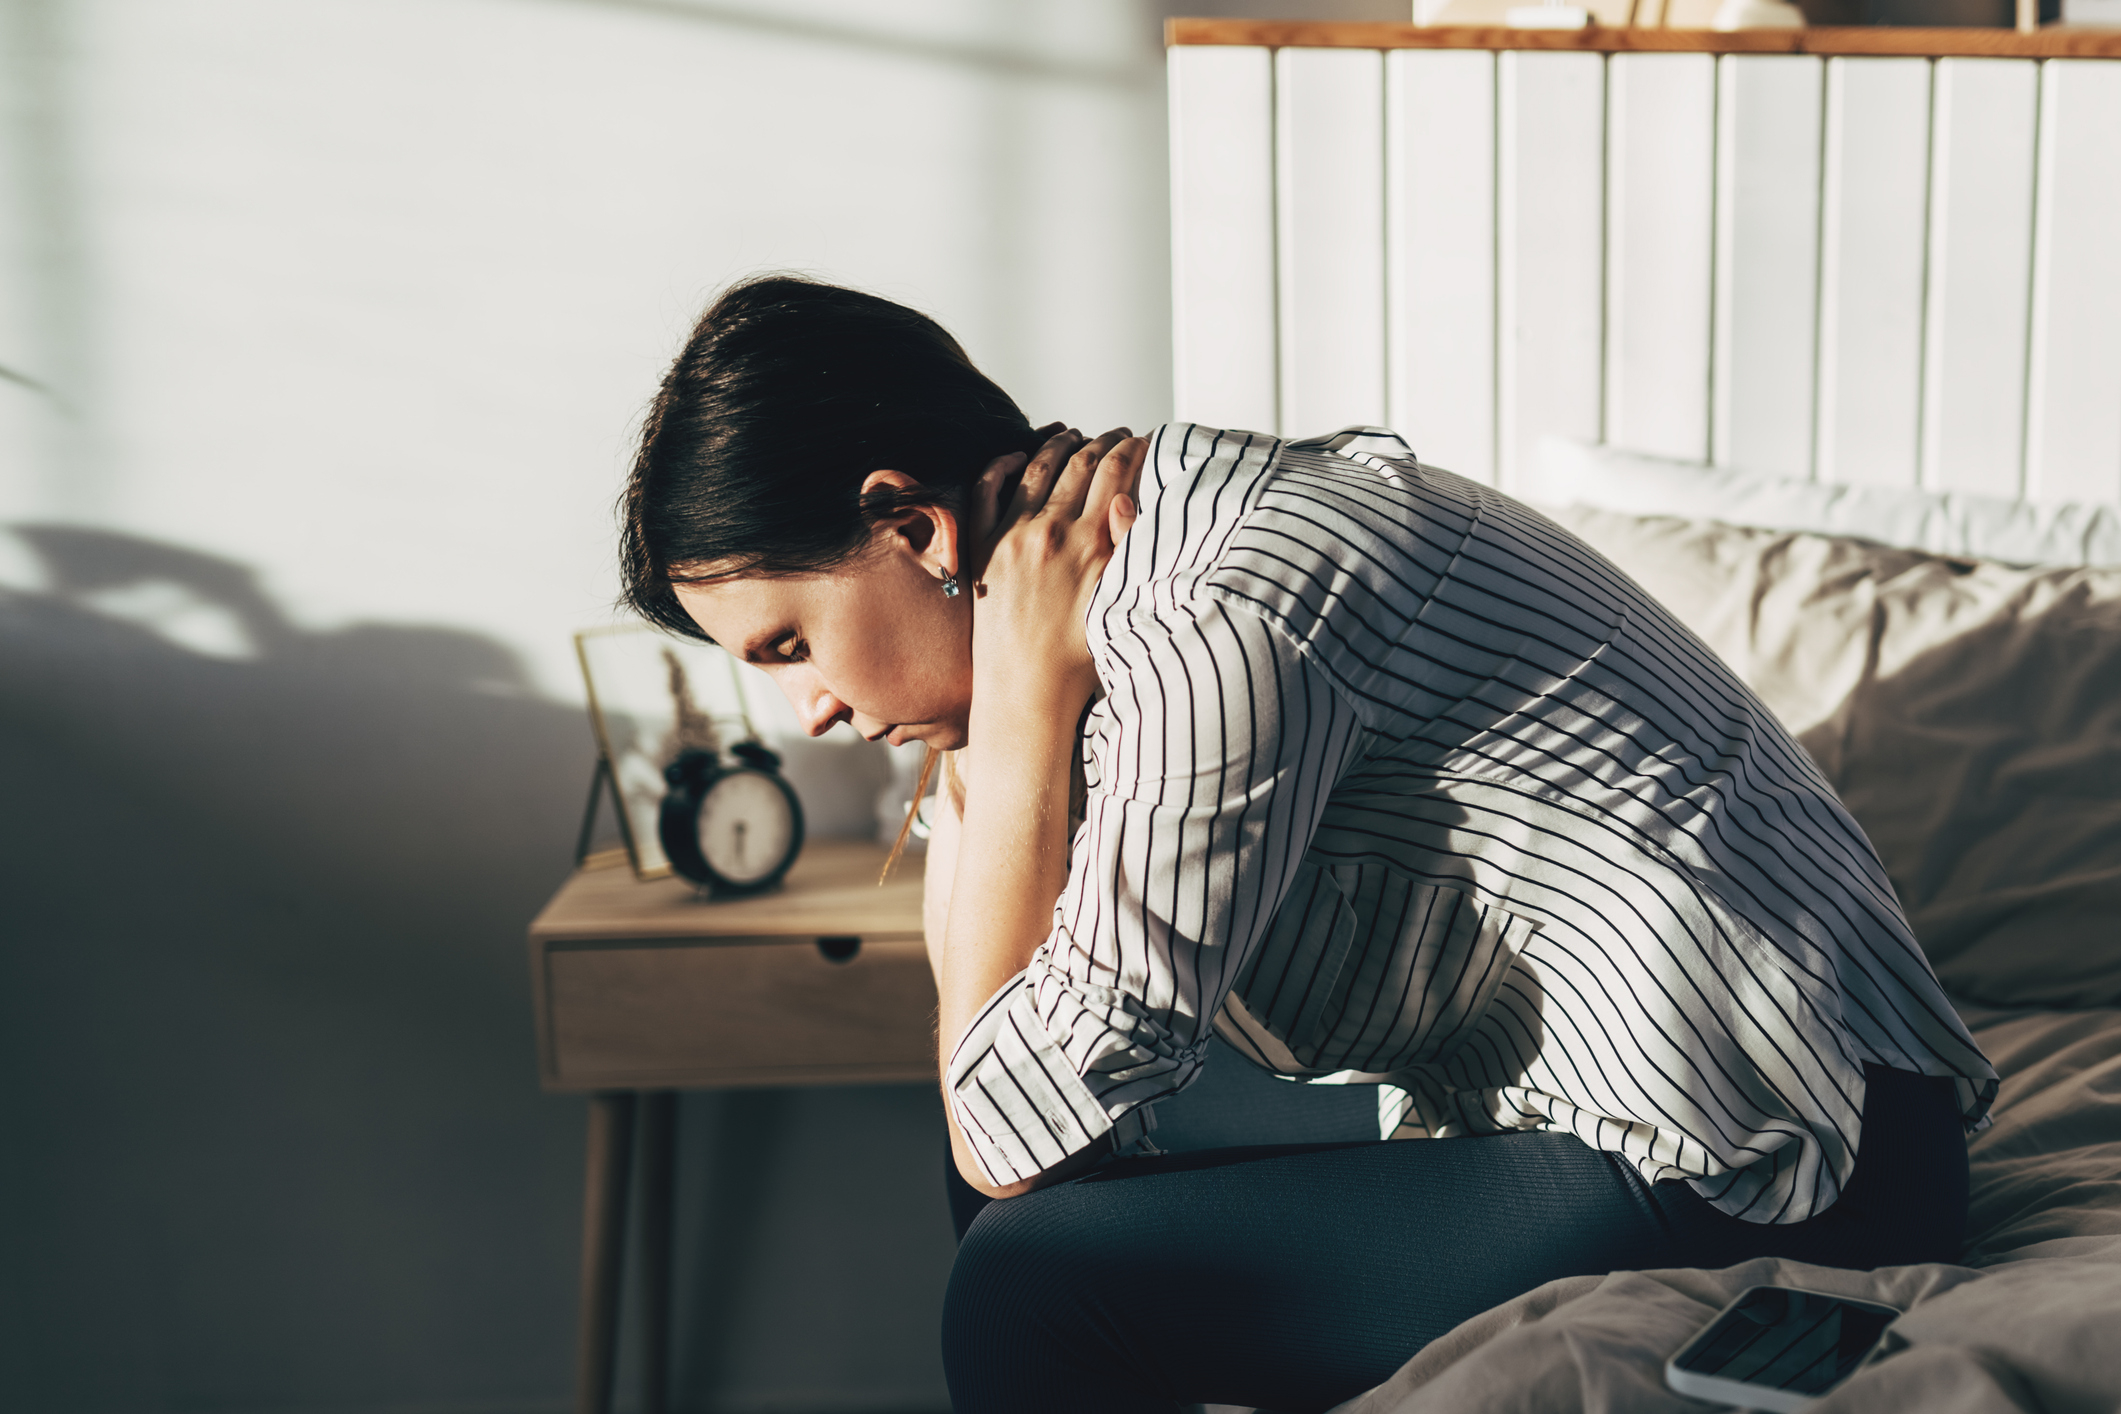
[942,1196,1045,1348]
[943,1190,1117,1355]
[942,1189,1166,1412]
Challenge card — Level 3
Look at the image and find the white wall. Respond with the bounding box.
[1,0,1173,695]
[0,2,1396,1411]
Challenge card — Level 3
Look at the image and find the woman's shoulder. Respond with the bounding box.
[1118,420,1522,673]
[1145,421,1422,466]
[1141,422,1281,495]
[1104,422,1430,639]
[1088,424,1282,648]
[1126,422,1464,597]
[1142,422,1437,504]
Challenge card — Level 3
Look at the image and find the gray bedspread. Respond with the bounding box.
[1329,1004,2121,1414]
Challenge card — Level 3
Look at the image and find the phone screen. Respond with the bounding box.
[1671,1287,1899,1397]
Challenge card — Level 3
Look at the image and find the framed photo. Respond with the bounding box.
[574,623,764,880]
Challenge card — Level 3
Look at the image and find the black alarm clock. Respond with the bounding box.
[657,741,805,895]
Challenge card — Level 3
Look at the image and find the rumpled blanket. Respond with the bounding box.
[1327,1004,2121,1414]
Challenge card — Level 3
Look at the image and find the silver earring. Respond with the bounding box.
[940,574,960,598]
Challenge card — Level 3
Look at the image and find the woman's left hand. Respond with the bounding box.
[969,428,1145,710]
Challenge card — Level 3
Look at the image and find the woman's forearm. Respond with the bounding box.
[939,669,1080,1046]
[937,667,1093,1198]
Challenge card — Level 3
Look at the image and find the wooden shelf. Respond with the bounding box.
[1165,19,2121,58]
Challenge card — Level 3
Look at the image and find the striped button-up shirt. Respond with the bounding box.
[945,423,1996,1223]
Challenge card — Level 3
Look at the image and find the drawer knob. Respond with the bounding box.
[816,936,862,964]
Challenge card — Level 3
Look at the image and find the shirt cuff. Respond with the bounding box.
[943,970,1125,1187]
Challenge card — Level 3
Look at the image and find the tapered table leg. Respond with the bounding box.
[575,1092,637,1414]
[638,1091,677,1414]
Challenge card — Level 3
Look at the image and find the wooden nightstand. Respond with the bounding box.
[528,840,932,1414]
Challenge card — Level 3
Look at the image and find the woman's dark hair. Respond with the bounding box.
[619,274,1041,640]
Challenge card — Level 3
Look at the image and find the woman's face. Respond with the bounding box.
[673,507,975,750]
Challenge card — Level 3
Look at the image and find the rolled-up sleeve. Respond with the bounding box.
[943,594,1365,1186]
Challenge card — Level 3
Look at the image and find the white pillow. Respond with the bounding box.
[1525,437,2121,568]
[1546,504,2121,1008]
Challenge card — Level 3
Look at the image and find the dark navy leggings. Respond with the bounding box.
[941,1066,1968,1414]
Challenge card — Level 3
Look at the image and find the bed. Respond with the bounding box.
[1322,484,2121,1413]
[1165,19,2121,1413]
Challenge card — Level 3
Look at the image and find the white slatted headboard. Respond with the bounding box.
[1167,22,2121,502]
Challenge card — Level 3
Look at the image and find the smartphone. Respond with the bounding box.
[1664,1285,1902,1412]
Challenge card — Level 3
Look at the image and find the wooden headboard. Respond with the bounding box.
[1166,21,2121,502]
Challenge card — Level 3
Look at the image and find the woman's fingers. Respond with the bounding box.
[966,451,1028,560]
[1080,436,1147,542]
[1004,427,1084,527]
[1108,488,1138,546]
[1046,427,1131,518]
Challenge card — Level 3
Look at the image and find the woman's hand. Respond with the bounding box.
[964,426,1142,579]
[969,427,1146,710]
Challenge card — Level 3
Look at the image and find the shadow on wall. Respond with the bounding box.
[0,527,956,1414]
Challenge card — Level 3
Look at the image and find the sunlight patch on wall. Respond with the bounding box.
[73,577,261,660]
[0,527,49,594]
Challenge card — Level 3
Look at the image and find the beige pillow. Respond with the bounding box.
[1543,504,2121,1008]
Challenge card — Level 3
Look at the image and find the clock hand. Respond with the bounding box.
[734,820,747,867]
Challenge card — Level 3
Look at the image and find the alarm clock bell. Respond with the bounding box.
[658,741,806,896]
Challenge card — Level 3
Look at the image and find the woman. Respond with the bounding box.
[621,275,1997,1414]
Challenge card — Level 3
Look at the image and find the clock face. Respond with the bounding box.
[695,768,798,887]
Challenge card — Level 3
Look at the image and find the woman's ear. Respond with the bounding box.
[859,469,961,579]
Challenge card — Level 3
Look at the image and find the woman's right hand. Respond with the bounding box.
[969,427,1142,711]
[965,424,1071,577]
[965,424,1144,580]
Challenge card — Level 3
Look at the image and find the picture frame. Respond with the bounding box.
[574,623,763,880]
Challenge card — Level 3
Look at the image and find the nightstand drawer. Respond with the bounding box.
[535,935,938,1091]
